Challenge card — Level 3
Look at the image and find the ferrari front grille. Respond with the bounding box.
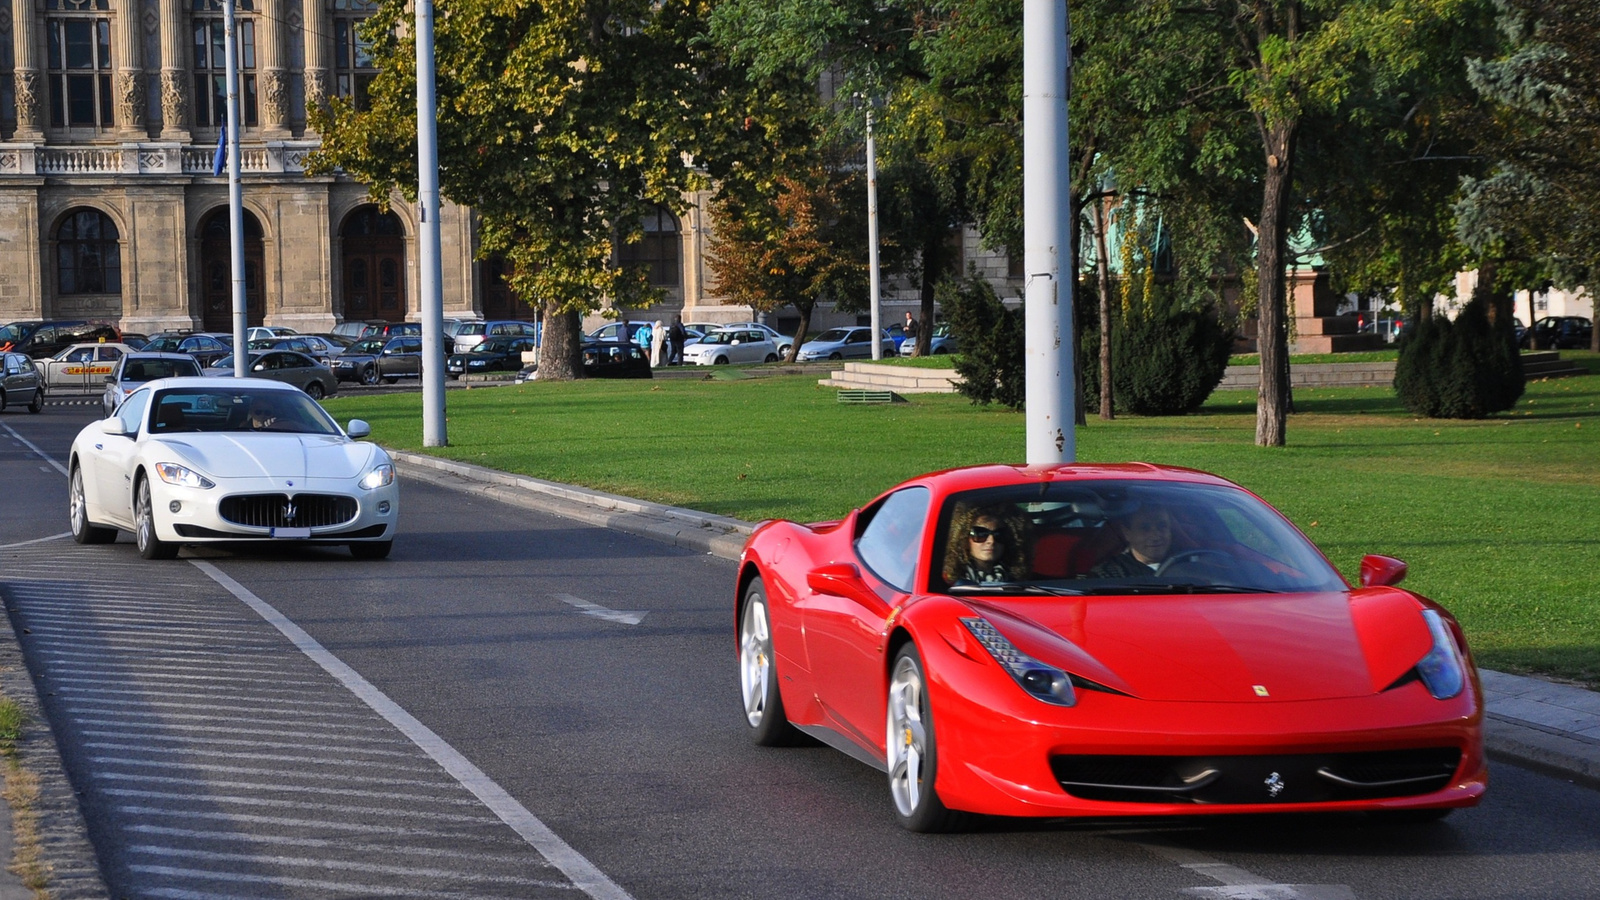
[1050,747,1461,805]
[219,493,357,529]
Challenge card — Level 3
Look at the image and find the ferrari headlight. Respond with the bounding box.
[360,464,395,490]
[960,617,1076,707]
[154,462,214,489]
[1415,609,1466,700]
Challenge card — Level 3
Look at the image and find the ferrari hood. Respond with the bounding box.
[971,590,1431,703]
[152,434,376,481]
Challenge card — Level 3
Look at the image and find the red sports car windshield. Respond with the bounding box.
[933,480,1345,595]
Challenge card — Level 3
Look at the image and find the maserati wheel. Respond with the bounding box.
[70,467,116,544]
[134,477,178,560]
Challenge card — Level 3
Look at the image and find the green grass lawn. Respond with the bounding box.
[324,363,1600,687]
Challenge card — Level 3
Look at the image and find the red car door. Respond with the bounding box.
[800,487,931,753]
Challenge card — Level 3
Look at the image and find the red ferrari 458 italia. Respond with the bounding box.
[735,463,1486,831]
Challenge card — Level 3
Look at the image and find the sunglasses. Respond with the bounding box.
[968,526,1003,542]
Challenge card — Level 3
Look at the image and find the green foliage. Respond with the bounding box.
[943,277,1024,410]
[1394,295,1525,417]
[1081,285,1234,416]
[0,697,25,745]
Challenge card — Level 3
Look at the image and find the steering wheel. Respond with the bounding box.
[1156,548,1236,578]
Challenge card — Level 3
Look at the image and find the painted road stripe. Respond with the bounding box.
[98,788,501,824]
[554,592,647,626]
[91,771,487,805]
[192,559,637,900]
[65,716,410,743]
[115,805,485,839]
[86,743,442,772]
[130,866,572,900]
[60,686,355,708]
[78,730,428,758]
[1141,844,1357,899]
[94,757,467,788]
[128,845,568,887]
[0,422,66,474]
[127,824,542,865]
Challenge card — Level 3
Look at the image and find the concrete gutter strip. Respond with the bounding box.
[393,449,1600,796]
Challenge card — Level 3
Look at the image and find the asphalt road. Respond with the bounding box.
[2,404,1599,900]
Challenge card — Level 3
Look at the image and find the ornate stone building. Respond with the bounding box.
[0,0,734,334]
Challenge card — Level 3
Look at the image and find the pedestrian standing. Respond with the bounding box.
[669,316,688,365]
[651,319,667,367]
[904,311,920,355]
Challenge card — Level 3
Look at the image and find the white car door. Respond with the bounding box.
[730,331,759,364]
[90,388,150,527]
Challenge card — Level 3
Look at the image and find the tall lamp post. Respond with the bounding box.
[866,104,883,360]
[417,0,446,446]
[223,0,247,377]
[1022,0,1075,463]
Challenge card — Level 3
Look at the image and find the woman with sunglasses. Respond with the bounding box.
[941,502,1031,585]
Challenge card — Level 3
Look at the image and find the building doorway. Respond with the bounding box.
[199,210,265,332]
[341,207,407,324]
[481,256,539,321]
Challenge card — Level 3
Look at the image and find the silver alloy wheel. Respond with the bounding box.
[887,652,930,817]
[136,479,154,553]
[739,593,773,726]
[69,468,88,536]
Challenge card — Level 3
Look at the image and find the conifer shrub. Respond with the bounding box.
[1081,285,1232,416]
[944,277,1025,410]
[1394,296,1524,418]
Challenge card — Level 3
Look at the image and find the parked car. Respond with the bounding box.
[1522,315,1593,350]
[0,351,45,413]
[205,350,340,400]
[141,332,234,368]
[246,326,299,342]
[446,336,539,379]
[359,322,423,342]
[102,352,203,417]
[795,326,895,361]
[518,340,653,381]
[0,320,121,358]
[120,333,151,350]
[693,321,795,357]
[682,327,779,366]
[35,342,135,388]
[68,377,397,560]
[453,319,540,354]
[248,335,345,368]
[898,322,960,356]
[331,320,387,341]
[333,336,435,384]
[735,463,1486,831]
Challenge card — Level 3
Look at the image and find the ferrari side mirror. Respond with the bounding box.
[807,563,876,602]
[1359,554,1408,587]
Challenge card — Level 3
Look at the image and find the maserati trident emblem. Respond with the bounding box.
[1264,772,1286,798]
[282,501,298,524]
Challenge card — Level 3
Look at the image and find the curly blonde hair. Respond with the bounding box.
[941,501,1031,583]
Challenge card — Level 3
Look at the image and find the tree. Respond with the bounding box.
[1456,0,1600,352]
[310,0,760,380]
[707,167,868,359]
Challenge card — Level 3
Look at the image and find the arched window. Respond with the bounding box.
[617,206,681,288]
[57,209,120,295]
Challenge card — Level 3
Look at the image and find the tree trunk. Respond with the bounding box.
[1526,288,1539,350]
[918,250,937,357]
[787,300,814,363]
[1255,120,1297,447]
[538,303,583,381]
[1092,197,1114,420]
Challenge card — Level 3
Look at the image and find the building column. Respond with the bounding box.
[258,0,289,137]
[11,0,43,141]
[301,0,328,132]
[114,0,145,138]
[158,0,190,142]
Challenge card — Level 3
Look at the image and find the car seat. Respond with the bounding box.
[154,404,186,430]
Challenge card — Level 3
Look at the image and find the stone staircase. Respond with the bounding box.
[819,362,963,394]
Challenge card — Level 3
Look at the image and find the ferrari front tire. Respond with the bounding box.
[887,644,966,833]
[134,477,178,560]
[739,577,801,746]
[69,467,116,544]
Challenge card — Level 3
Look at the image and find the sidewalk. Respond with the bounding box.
[392,450,1600,793]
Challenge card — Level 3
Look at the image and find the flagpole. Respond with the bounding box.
[223,0,247,378]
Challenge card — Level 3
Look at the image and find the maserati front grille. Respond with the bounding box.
[219,493,358,529]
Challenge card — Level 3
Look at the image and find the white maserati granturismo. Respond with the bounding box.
[68,376,399,560]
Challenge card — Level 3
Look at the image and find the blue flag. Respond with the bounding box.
[212,125,227,177]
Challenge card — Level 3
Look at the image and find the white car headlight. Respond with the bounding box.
[1414,609,1467,700]
[154,462,215,489]
[961,617,1076,706]
[360,464,395,490]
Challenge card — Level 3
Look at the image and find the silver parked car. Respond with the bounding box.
[102,352,203,417]
[898,322,960,356]
[681,327,779,365]
[795,326,895,361]
[204,350,339,400]
[0,351,45,414]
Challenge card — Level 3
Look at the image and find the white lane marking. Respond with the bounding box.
[0,532,73,549]
[60,685,354,708]
[131,866,575,899]
[116,805,485,839]
[99,788,501,824]
[93,771,486,806]
[42,668,331,687]
[94,757,465,789]
[1143,844,1357,899]
[66,716,409,744]
[128,824,542,865]
[554,592,647,626]
[62,703,402,729]
[79,730,427,759]
[190,559,637,900]
[88,743,441,772]
[129,845,570,888]
[0,422,67,475]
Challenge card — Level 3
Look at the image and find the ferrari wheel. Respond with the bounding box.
[740,578,801,746]
[134,476,178,560]
[361,365,380,386]
[69,467,116,544]
[887,645,965,832]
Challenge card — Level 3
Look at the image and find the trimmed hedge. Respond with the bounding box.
[945,277,1025,410]
[1394,296,1524,418]
[1081,290,1233,416]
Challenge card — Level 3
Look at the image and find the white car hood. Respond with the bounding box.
[152,434,376,480]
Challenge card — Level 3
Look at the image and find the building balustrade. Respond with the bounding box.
[0,142,320,176]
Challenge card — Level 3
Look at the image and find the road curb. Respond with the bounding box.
[391,448,1600,796]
